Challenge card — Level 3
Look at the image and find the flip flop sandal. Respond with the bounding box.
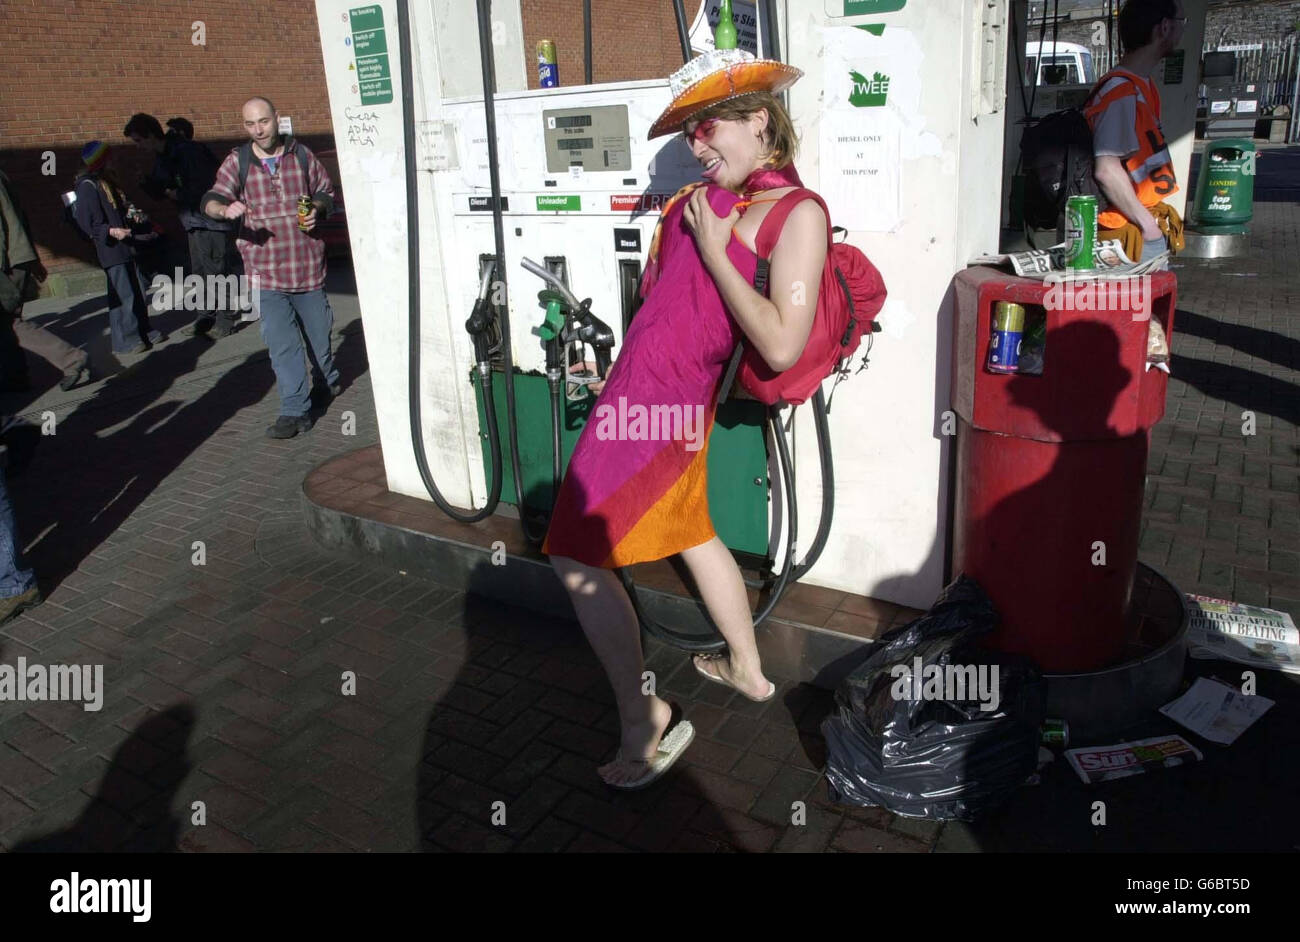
[603,702,695,792]
[693,653,776,703]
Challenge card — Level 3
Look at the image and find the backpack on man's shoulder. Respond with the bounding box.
[727,188,887,407]
[231,138,310,197]
[1018,72,1136,231]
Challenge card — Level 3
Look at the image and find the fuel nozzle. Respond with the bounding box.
[566,299,614,379]
[533,289,568,372]
[465,260,501,368]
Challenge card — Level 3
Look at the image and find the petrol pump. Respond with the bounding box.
[313,0,1012,636]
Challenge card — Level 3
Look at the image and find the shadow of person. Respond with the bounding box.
[1172,307,1300,378]
[10,337,270,588]
[957,321,1137,672]
[10,704,196,852]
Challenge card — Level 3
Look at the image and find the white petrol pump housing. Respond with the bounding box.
[313,0,1010,611]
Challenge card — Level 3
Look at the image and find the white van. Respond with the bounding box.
[1025,41,1097,86]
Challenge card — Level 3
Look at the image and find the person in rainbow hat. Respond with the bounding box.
[73,141,164,355]
[541,32,831,789]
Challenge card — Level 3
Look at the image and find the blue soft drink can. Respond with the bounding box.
[987,301,1025,374]
[538,40,559,88]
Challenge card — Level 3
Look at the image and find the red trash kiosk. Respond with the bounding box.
[950,266,1177,673]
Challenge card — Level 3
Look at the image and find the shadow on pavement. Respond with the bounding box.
[1170,350,1300,427]
[10,704,196,852]
[11,324,365,592]
[415,561,771,852]
[1174,307,1300,376]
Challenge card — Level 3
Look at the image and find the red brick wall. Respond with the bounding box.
[0,0,334,275]
[1,0,694,278]
[520,0,689,89]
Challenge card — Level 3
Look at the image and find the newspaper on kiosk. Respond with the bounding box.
[1185,594,1300,675]
[970,239,1170,279]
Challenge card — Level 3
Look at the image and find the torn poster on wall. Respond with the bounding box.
[819,25,941,232]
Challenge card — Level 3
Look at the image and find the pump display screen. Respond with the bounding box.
[543,105,631,173]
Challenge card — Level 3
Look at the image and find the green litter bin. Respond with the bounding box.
[1192,138,1255,227]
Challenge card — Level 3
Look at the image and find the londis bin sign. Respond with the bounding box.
[1192,139,1256,227]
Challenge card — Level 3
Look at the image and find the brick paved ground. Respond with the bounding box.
[1,151,1297,852]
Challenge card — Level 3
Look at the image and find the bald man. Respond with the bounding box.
[202,97,340,439]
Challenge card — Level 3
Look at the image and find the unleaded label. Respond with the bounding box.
[536,195,581,211]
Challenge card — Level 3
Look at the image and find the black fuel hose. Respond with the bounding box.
[549,377,563,506]
[623,387,836,653]
[477,0,548,545]
[399,0,501,523]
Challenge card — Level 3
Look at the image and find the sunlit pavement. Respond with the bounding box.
[2,154,1298,851]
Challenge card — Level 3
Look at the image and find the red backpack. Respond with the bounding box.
[729,188,886,406]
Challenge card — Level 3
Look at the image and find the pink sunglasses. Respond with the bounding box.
[682,118,721,144]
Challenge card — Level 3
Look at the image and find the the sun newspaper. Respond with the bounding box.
[970,239,1169,278]
[1065,735,1204,784]
[1185,594,1300,675]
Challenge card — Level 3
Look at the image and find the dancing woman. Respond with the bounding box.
[544,48,827,789]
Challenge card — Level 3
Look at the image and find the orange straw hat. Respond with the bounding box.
[648,48,803,139]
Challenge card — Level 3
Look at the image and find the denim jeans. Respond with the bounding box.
[1140,234,1169,270]
[258,288,339,417]
[104,261,159,353]
[0,471,36,599]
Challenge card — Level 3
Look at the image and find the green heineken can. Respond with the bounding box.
[1065,195,1097,271]
[1041,719,1070,747]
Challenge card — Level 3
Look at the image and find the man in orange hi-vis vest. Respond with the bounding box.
[1084,0,1187,267]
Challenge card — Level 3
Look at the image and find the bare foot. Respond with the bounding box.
[598,696,674,787]
[693,654,773,701]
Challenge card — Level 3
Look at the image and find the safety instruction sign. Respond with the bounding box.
[349,5,393,105]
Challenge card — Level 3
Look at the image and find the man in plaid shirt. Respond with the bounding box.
[202,96,341,439]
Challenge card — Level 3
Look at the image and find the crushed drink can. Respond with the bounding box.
[1041,719,1069,747]
[987,301,1025,374]
[297,195,313,231]
[537,39,558,88]
[1065,194,1097,270]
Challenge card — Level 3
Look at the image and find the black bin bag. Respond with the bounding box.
[822,576,1045,821]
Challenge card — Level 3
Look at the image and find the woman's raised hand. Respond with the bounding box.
[682,187,739,264]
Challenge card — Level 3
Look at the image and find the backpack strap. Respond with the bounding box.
[234,138,309,197]
[719,189,837,405]
[754,188,829,259]
[750,188,832,303]
[1083,69,1143,111]
[236,141,252,196]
